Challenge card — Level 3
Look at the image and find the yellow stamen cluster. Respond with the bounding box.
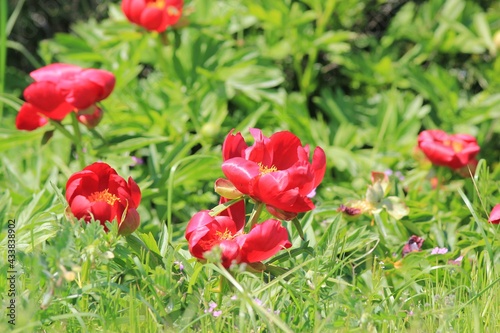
[149,0,166,9]
[215,228,234,241]
[88,189,120,205]
[258,162,278,175]
[451,141,463,153]
[443,139,463,153]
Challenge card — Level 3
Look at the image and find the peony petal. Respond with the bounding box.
[69,195,92,220]
[218,196,245,231]
[123,0,147,24]
[222,157,260,195]
[80,69,116,101]
[140,7,166,32]
[488,204,500,224]
[59,79,102,110]
[311,146,327,188]
[127,177,142,208]
[222,129,248,161]
[24,81,74,119]
[185,210,216,241]
[245,128,272,165]
[30,63,82,82]
[268,131,302,170]
[89,201,114,224]
[219,240,241,267]
[239,219,291,263]
[66,170,100,201]
[15,103,48,131]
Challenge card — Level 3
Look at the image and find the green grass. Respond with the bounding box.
[1,0,500,332]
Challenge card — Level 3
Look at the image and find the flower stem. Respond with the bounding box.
[49,119,74,141]
[248,201,264,230]
[71,112,86,169]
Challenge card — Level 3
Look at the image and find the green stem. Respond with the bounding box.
[217,275,224,305]
[247,201,264,231]
[49,119,74,141]
[71,112,86,169]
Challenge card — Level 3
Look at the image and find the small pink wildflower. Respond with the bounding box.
[430,247,448,255]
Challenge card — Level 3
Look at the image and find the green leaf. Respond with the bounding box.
[94,136,169,154]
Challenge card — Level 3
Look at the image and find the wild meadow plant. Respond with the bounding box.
[1,0,499,332]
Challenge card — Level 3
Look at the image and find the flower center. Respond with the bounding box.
[198,229,235,250]
[215,228,234,241]
[451,141,463,153]
[147,0,166,9]
[88,189,120,205]
[443,140,463,153]
[258,162,278,175]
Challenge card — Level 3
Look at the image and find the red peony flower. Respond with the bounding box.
[488,204,500,224]
[121,0,183,32]
[185,198,291,268]
[16,63,115,131]
[417,129,480,170]
[221,128,326,220]
[65,162,141,235]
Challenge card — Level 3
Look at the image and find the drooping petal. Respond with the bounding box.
[15,103,48,130]
[238,219,291,263]
[24,81,74,120]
